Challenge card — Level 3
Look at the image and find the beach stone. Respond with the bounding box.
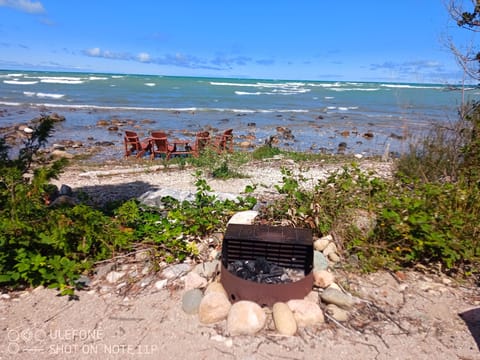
[198,292,231,324]
[183,271,207,291]
[313,270,335,288]
[272,302,297,336]
[228,210,259,225]
[313,251,329,271]
[328,252,341,263]
[286,299,324,327]
[227,301,266,336]
[193,260,220,279]
[161,263,192,280]
[154,279,168,290]
[320,287,355,309]
[322,242,338,257]
[325,304,349,322]
[204,281,228,297]
[182,289,204,315]
[314,235,332,251]
[106,271,126,284]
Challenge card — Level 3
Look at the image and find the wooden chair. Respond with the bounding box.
[213,129,234,153]
[124,130,150,158]
[150,131,174,160]
[191,131,211,157]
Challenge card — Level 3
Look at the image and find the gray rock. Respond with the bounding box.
[320,287,355,309]
[193,260,220,279]
[182,289,204,315]
[325,304,349,322]
[313,251,329,271]
[161,263,191,280]
[138,188,240,208]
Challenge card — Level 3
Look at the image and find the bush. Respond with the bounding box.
[0,116,131,295]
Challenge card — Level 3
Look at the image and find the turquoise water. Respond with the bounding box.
[0,70,475,156]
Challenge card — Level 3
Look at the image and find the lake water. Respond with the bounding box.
[0,69,474,158]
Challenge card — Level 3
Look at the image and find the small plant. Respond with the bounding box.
[114,171,256,263]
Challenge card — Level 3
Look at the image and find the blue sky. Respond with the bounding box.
[0,0,475,83]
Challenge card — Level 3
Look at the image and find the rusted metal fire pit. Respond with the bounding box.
[221,224,314,307]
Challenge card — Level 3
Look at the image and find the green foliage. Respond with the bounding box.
[187,147,249,178]
[114,171,256,263]
[261,164,386,235]
[251,144,281,159]
[0,116,131,295]
[257,158,480,276]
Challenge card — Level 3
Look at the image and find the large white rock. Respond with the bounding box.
[198,292,231,324]
[287,299,324,327]
[227,301,266,335]
[227,210,259,225]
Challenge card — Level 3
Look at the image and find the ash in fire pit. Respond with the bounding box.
[227,257,303,284]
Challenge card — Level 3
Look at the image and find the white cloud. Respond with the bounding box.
[0,0,45,14]
[85,47,101,57]
[137,52,150,62]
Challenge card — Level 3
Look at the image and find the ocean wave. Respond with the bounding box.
[211,80,311,97]
[380,84,443,90]
[4,80,39,85]
[89,76,108,81]
[329,88,380,92]
[36,93,65,99]
[0,101,309,114]
[40,78,84,84]
[1,73,24,78]
[144,83,156,87]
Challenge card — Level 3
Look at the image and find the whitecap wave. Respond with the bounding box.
[89,76,108,81]
[36,93,65,99]
[4,80,39,85]
[144,83,156,87]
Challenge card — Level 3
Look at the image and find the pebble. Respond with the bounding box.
[314,235,332,251]
[106,271,126,283]
[154,279,168,290]
[183,272,208,290]
[182,288,204,315]
[325,304,349,322]
[321,287,356,309]
[313,251,329,271]
[272,302,297,335]
[313,270,335,288]
[161,263,191,279]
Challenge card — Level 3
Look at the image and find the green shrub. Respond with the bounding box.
[0,116,132,295]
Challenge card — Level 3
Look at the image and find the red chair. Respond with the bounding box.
[212,129,234,153]
[124,130,150,158]
[190,131,211,157]
[150,131,175,160]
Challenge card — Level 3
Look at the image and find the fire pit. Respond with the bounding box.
[221,224,314,307]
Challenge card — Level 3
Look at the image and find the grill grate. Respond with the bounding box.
[220,224,314,306]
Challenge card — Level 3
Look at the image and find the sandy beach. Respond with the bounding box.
[1,157,479,360]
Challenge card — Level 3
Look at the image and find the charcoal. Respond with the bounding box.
[227,258,298,284]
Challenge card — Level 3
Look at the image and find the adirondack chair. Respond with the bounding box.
[124,130,150,158]
[190,131,211,157]
[212,129,234,153]
[150,131,175,160]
